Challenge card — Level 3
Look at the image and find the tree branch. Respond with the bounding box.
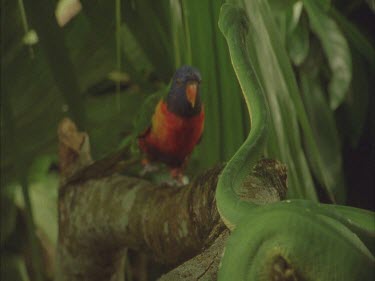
[56,118,287,281]
[158,230,230,281]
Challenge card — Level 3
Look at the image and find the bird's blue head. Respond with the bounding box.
[167,65,202,117]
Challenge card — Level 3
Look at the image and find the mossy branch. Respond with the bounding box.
[56,118,287,281]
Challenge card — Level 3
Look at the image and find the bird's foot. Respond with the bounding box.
[139,159,159,176]
[162,176,189,187]
[167,168,189,186]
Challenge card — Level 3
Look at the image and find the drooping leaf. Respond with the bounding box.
[287,14,310,66]
[23,0,86,128]
[303,0,352,110]
[299,47,346,202]
[286,1,304,33]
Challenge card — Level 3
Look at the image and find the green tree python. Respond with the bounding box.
[216,4,375,280]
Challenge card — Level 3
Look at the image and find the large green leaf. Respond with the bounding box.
[287,13,310,66]
[22,0,86,128]
[303,0,352,110]
[0,2,144,184]
[299,45,346,203]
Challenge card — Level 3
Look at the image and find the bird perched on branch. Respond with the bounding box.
[138,66,204,183]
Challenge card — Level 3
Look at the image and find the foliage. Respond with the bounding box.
[216,4,374,279]
[1,0,374,280]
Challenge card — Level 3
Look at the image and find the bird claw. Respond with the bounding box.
[181,175,189,185]
[163,175,189,187]
[139,163,159,176]
[139,160,190,186]
[167,168,189,186]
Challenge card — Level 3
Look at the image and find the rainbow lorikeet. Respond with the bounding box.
[138,66,204,181]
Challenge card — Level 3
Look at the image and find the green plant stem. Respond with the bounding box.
[17,0,34,58]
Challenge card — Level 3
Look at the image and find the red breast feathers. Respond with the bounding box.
[138,65,204,168]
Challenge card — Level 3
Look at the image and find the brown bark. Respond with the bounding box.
[56,118,287,281]
[158,230,230,281]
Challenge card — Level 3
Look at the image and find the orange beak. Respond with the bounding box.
[186,81,198,108]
